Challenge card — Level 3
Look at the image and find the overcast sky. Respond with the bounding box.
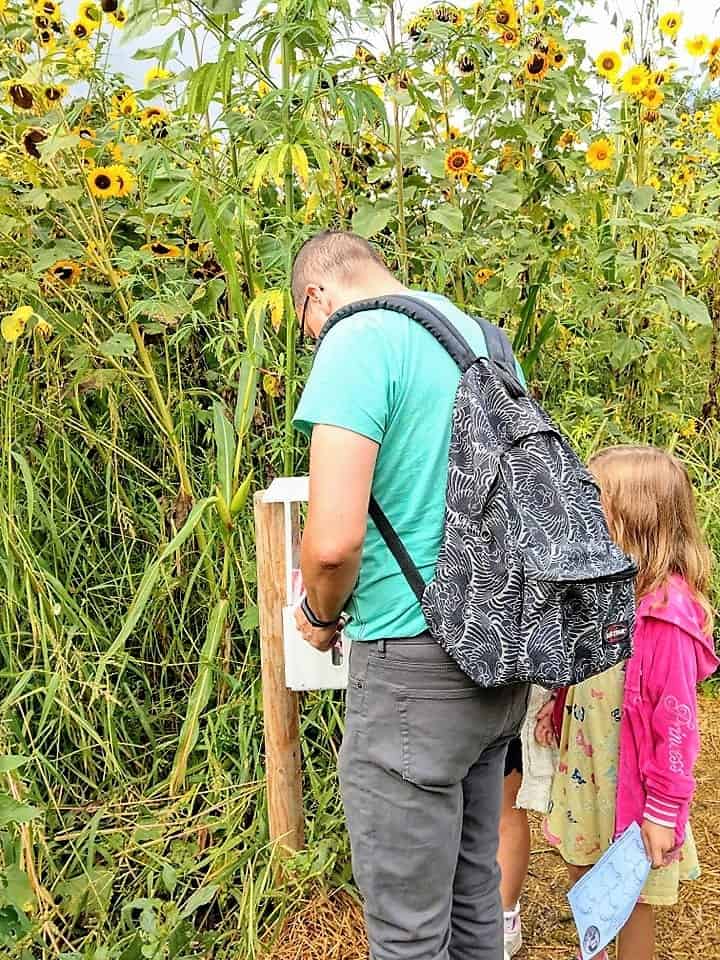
[84,1,718,88]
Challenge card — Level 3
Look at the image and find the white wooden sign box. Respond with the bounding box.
[263,477,350,691]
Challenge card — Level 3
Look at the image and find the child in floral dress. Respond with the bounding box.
[544,446,718,960]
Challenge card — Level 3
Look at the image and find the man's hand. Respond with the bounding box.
[534,698,557,747]
[294,604,340,652]
[641,819,677,869]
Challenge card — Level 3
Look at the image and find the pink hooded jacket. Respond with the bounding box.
[615,575,719,848]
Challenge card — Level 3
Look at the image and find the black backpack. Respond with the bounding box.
[317,294,637,689]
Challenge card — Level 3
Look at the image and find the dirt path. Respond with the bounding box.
[267,698,720,960]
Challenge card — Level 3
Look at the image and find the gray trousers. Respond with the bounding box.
[339,634,529,960]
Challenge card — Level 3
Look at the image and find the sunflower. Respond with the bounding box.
[2,305,33,343]
[355,45,375,64]
[670,203,687,217]
[144,66,171,85]
[492,0,518,31]
[111,91,137,117]
[652,69,668,85]
[14,38,30,55]
[141,241,182,258]
[107,163,135,196]
[457,53,475,74]
[641,85,664,109]
[406,14,429,40]
[34,13,50,28]
[35,0,60,18]
[558,129,577,149]
[672,165,694,187]
[9,84,35,110]
[101,0,118,10]
[498,27,519,47]
[679,112,690,126]
[474,267,494,285]
[22,128,48,158]
[44,84,67,103]
[70,19,92,40]
[525,52,549,81]
[586,138,615,171]
[620,64,649,97]
[37,28,55,48]
[72,124,95,148]
[710,107,720,139]
[105,6,126,26]
[139,105,168,128]
[48,259,82,284]
[444,146,472,178]
[711,59,720,81]
[621,36,633,55]
[595,50,622,80]
[78,0,102,23]
[658,11,682,39]
[526,0,544,16]
[88,166,118,198]
[710,39,720,60]
[685,35,710,58]
[445,125,462,141]
[551,47,567,68]
[642,109,660,125]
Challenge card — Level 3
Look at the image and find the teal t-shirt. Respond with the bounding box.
[293,292,519,641]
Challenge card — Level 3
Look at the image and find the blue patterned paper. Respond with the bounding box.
[567,822,651,960]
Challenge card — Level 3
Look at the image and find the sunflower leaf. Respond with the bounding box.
[99,333,136,358]
[351,203,392,238]
[427,205,463,235]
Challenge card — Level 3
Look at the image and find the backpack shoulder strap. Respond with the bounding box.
[316,294,477,371]
[476,317,516,372]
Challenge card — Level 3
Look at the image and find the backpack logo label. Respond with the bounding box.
[604,622,630,645]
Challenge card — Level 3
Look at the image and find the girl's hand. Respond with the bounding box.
[534,700,557,746]
[641,819,677,869]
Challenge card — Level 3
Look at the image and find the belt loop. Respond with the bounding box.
[376,638,386,657]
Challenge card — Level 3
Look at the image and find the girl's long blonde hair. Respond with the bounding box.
[589,445,714,632]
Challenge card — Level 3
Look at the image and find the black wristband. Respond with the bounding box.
[301,595,340,629]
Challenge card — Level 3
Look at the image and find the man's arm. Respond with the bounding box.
[296,424,378,648]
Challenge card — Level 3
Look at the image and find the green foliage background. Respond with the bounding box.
[0,0,719,956]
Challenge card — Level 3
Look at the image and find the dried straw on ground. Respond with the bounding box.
[264,698,720,960]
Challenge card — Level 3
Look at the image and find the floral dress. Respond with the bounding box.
[544,664,700,906]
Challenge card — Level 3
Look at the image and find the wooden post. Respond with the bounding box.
[254,491,305,854]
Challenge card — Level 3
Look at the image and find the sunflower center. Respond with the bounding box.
[602,57,615,70]
[95,174,112,189]
[56,266,74,280]
[152,243,170,254]
[75,23,88,37]
[528,54,546,75]
[497,12,510,25]
[46,87,60,100]
[596,148,607,160]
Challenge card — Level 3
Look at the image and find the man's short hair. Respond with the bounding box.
[291,231,389,308]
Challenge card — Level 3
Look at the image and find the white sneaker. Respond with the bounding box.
[504,904,522,957]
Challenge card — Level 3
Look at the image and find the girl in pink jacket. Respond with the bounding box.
[544,446,718,960]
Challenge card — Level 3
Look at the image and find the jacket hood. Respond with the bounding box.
[638,575,719,683]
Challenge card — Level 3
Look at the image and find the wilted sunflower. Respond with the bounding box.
[108,163,135,196]
[586,138,615,171]
[620,64,649,97]
[558,129,577,149]
[34,318,53,339]
[22,128,48,158]
[105,6,126,26]
[641,85,664,109]
[44,84,67,103]
[458,53,475,74]
[658,11,682,39]
[140,105,168,128]
[434,4,462,25]
[141,241,182,258]
[525,52,549,81]
[78,0,102,23]
[48,259,82,284]
[685,35,710,58]
[88,166,118,198]
[70,19,91,40]
[474,267,494,286]
[14,38,31,55]
[9,84,35,111]
[444,146,472,178]
[406,14,429,41]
